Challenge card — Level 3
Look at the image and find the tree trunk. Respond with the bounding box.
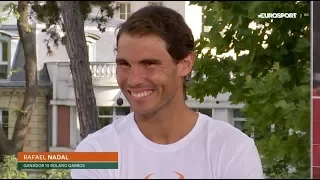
[60,1,100,139]
[0,128,10,160]
[0,1,38,158]
[12,0,38,155]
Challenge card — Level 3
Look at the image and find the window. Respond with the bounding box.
[118,3,131,20]
[85,34,99,62]
[86,42,94,62]
[116,107,131,116]
[233,108,246,131]
[148,1,164,6]
[99,107,113,127]
[0,110,9,137]
[1,41,8,62]
[0,41,9,79]
[98,107,131,127]
[192,108,212,117]
[234,121,245,131]
[233,109,245,118]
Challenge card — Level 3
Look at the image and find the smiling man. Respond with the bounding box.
[71,5,264,179]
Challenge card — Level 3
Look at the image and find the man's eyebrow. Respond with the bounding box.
[139,59,162,64]
[115,58,127,63]
[116,58,162,64]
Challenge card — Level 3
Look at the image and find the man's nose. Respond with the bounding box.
[127,67,146,87]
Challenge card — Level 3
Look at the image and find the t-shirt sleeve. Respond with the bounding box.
[71,138,107,179]
[221,138,264,179]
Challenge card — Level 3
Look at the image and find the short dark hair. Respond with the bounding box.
[116,5,194,62]
[116,5,194,100]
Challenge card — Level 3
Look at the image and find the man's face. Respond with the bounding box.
[116,33,187,115]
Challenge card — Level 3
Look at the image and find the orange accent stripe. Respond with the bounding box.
[144,172,185,179]
[173,171,185,179]
[144,173,155,179]
[17,152,118,162]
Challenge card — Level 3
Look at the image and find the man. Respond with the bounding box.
[71,5,264,179]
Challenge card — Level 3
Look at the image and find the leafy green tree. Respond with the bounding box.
[188,1,310,178]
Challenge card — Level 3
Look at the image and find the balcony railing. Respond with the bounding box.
[46,62,117,85]
[89,62,116,78]
[46,62,198,87]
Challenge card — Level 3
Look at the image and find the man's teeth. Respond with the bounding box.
[131,91,153,98]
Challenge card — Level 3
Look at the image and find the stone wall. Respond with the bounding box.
[0,87,51,152]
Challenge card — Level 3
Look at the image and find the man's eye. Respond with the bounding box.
[144,62,154,66]
[119,62,130,67]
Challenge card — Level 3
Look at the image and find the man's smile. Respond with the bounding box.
[129,90,154,99]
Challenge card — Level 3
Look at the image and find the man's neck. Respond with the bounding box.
[134,99,198,145]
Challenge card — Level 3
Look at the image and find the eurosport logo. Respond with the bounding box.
[258,13,297,19]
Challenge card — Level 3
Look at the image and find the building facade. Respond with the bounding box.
[0,1,246,152]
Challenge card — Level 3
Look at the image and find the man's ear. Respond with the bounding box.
[178,52,195,77]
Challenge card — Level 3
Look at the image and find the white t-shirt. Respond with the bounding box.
[71,112,264,179]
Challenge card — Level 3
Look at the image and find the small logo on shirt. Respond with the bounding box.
[144,171,185,179]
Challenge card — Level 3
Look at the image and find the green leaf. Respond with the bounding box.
[275,100,289,109]
[189,1,310,178]
[8,67,22,76]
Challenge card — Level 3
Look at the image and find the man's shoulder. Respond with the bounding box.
[200,113,261,176]
[199,113,254,145]
[75,113,134,152]
[199,115,263,178]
